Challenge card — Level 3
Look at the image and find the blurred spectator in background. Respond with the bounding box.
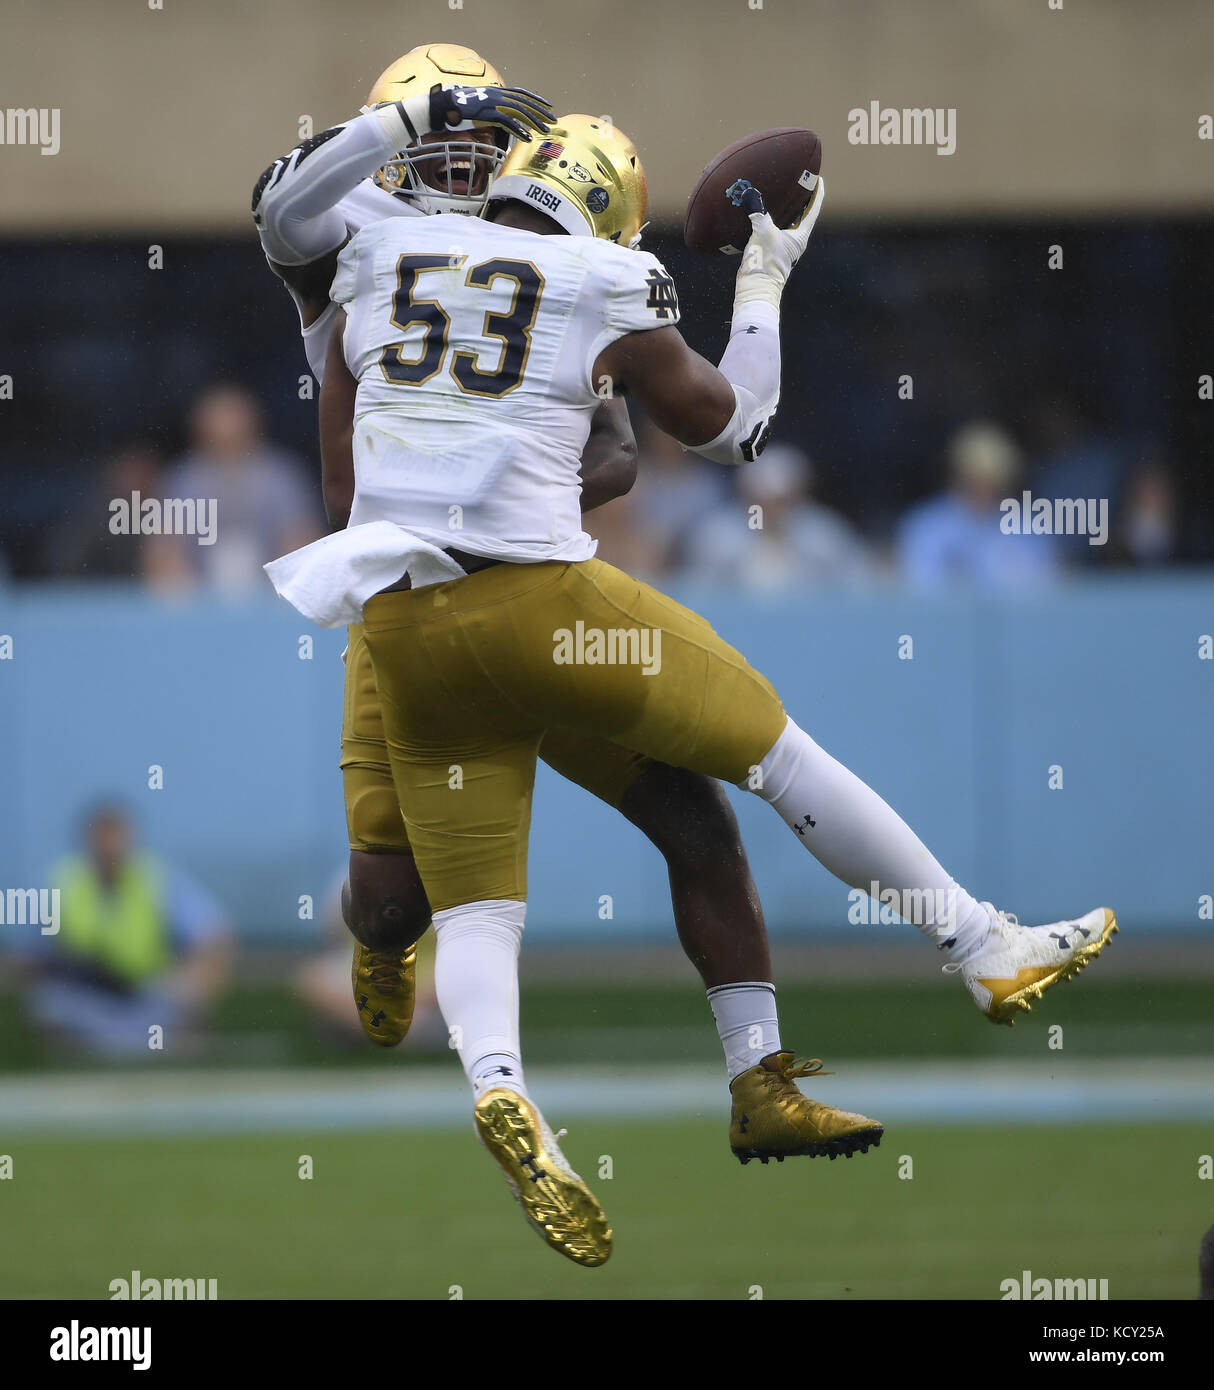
[151,385,321,593]
[1111,456,1179,567]
[897,420,1059,590]
[618,418,730,579]
[1026,395,1128,565]
[24,803,233,1058]
[684,443,874,589]
[42,442,165,581]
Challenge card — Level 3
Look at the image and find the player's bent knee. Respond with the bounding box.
[346,851,432,952]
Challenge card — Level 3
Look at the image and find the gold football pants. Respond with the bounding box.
[341,615,653,854]
[359,558,787,912]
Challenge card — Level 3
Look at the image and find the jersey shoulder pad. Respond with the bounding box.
[595,245,681,336]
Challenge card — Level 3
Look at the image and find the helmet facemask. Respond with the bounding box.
[374,126,508,216]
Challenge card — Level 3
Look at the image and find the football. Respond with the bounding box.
[684,127,823,254]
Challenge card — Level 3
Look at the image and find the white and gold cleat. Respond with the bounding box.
[473,1088,612,1268]
[949,906,1118,1025]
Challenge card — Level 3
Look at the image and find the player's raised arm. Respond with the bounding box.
[595,178,825,464]
[252,83,554,304]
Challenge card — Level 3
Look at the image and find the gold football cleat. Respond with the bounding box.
[729,1052,884,1164]
[473,1088,612,1268]
[350,942,416,1047]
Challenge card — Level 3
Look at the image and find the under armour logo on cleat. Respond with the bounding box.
[519,1154,544,1183]
[1049,930,1072,948]
[355,995,386,1027]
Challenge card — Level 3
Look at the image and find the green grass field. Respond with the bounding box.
[3,1121,1207,1299]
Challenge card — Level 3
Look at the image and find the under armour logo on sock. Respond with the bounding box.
[793,813,817,837]
[484,1065,514,1077]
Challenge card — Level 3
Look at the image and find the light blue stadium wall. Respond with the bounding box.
[0,578,1209,945]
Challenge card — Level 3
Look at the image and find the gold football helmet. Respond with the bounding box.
[487,113,648,248]
[365,43,509,216]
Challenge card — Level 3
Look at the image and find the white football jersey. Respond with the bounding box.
[331,212,681,565]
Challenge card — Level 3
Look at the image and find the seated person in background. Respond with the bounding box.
[897,420,1059,591]
[26,803,233,1058]
[684,442,874,589]
[42,442,165,582]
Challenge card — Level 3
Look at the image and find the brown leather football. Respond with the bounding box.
[684,127,822,255]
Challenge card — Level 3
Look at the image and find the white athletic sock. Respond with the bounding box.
[749,718,992,962]
[432,899,531,1101]
[706,982,782,1081]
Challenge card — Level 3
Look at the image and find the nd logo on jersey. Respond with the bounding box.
[645,269,678,320]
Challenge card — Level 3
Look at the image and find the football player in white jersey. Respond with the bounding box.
[252,46,805,1120]
[269,113,1116,1269]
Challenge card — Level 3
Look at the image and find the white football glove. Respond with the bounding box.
[733,174,826,311]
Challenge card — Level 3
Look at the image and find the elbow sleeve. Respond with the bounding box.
[692,383,779,466]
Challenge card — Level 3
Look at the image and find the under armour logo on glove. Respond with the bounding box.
[430,84,555,142]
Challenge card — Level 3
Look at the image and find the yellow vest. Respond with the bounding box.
[54,854,170,984]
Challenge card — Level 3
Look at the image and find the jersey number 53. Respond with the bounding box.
[379,253,545,399]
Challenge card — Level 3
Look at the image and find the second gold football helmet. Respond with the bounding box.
[365,43,510,216]
[486,113,648,248]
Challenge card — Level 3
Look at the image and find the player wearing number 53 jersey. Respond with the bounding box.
[268,112,1115,1268]
[254,49,795,1089]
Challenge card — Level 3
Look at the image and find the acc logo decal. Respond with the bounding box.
[586,187,610,213]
